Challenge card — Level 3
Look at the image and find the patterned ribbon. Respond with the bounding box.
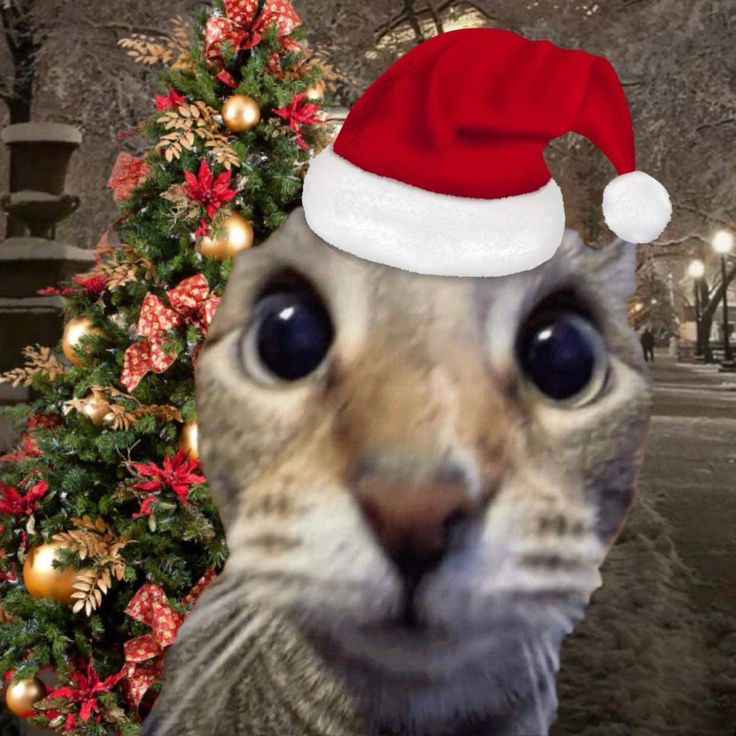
[121,275,220,391]
[122,569,216,708]
[204,0,301,86]
[108,152,151,203]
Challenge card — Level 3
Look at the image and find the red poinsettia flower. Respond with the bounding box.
[116,129,138,141]
[47,661,123,725]
[195,218,210,238]
[154,88,186,111]
[0,433,43,463]
[273,92,321,149]
[0,480,48,517]
[131,450,206,510]
[38,273,106,298]
[108,152,151,203]
[72,273,107,296]
[0,565,18,583]
[132,493,157,518]
[37,284,74,297]
[184,160,238,219]
[26,413,62,431]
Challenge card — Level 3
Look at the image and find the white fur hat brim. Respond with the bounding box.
[302,146,566,278]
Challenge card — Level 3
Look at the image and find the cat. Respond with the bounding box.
[143,208,652,736]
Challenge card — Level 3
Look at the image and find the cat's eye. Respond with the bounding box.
[240,286,334,384]
[516,310,607,405]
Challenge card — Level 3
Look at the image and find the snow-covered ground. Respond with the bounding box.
[553,354,736,736]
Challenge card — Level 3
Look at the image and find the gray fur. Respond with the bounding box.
[144,209,651,736]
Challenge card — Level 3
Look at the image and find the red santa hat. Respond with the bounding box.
[302,28,671,277]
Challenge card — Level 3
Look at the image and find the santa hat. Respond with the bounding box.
[302,28,671,277]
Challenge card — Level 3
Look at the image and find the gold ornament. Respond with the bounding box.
[23,541,79,605]
[198,212,254,260]
[198,235,225,260]
[221,212,254,257]
[179,420,199,460]
[62,316,102,366]
[79,393,110,426]
[221,94,261,132]
[4,677,46,718]
[304,80,326,102]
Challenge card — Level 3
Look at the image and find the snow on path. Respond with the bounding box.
[553,457,710,736]
[553,363,736,736]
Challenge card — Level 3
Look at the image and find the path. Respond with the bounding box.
[554,351,736,736]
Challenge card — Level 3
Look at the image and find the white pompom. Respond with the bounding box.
[602,171,671,243]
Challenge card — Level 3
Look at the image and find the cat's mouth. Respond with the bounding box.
[322,614,521,682]
[354,577,451,646]
[302,580,587,679]
[396,577,424,628]
[319,584,523,677]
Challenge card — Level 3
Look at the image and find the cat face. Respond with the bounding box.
[195,208,651,729]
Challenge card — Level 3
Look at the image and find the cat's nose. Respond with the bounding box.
[350,457,480,585]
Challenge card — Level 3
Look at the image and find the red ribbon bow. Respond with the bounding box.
[108,152,151,203]
[121,275,220,391]
[123,569,216,708]
[205,0,301,86]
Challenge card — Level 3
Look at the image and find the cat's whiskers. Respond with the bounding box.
[178,600,251,670]
[522,638,547,733]
[239,533,302,551]
[543,632,559,681]
[235,568,382,607]
[156,607,268,734]
[179,580,246,629]
[542,631,561,718]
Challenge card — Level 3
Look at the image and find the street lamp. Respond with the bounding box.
[688,259,705,358]
[713,229,734,368]
[688,259,706,278]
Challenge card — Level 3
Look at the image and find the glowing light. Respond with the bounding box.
[367,2,488,59]
[688,259,705,279]
[713,229,734,255]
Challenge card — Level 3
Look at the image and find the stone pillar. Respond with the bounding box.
[0,123,94,451]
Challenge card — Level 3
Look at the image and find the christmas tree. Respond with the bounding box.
[0,1,326,733]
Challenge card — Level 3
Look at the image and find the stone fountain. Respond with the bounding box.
[0,122,94,446]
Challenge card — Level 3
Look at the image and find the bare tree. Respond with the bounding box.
[0,0,43,234]
[377,0,446,43]
[0,0,41,124]
[0,0,725,256]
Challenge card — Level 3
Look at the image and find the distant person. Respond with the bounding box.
[640,327,655,362]
[668,335,678,357]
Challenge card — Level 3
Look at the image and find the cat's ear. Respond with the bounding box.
[558,230,637,310]
[596,238,637,307]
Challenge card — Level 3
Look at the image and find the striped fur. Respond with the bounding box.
[145,209,651,736]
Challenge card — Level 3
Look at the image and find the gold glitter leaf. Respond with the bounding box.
[0,345,64,387]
